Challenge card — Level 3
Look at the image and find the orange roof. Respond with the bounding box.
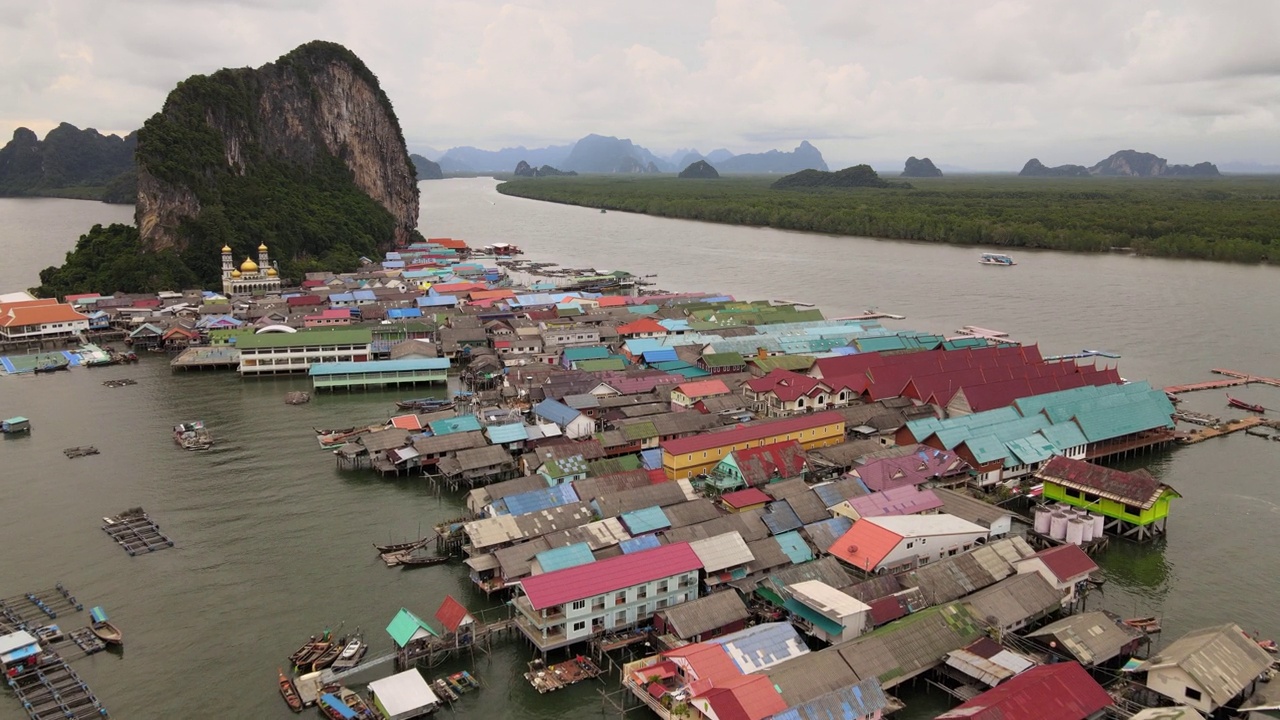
[431,282,488,294]
[0,298,57,318]
[828,519,904,571]
[390,415,423,430]
[595,296,629,308]
[427,238,468,250]
[0,303,88,328]
[617,318,667,336]
[665,643,741,686]
[675,379,731,398]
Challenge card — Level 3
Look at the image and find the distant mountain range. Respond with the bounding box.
[1021,150,1220,178]
[434,135,828,174]
[0,123,137,202]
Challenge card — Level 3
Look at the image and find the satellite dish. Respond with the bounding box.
[846,545,858,554]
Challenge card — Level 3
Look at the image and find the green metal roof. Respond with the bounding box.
[235,327,373,349]
[575,358,627,372]
[621,421,658,441]
[386,607,438,648]
[749,355,816,372]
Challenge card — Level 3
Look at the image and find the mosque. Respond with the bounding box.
[221,243,281,296]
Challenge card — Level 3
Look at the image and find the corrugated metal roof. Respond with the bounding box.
[495,484,580,516]
[657,590,750,640]
[428,415,483,436]
[708,622,809,674]
[1026,611,1144,666]
[1136,623,1275,707]
[899,537,1034,605]
[761,500,804,535]
[533,542,596,573]
[801,517,853,553]
[619,505,671,534]
[774,531,814,565]
[485,422,529,444]
[689,532,755,573]
[619,534,663,554]
[836,602,984,689]
[763,647,860,707]
[935,661,1112,720]
[769,676,889,720]
[962,572,1063,631]
[519,542,701,610]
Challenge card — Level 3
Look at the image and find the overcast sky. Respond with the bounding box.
[3,0,1278,170]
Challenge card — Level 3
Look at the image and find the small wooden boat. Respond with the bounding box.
[1123,616,1162,634]
[318,692,357,720]
[288,636,322,665]
[311,639,343,671]
[433,678,459,702]
[400,553,449,568]
[340,688,377,719]
[89,606,123,646]
[33,362,69,373]
[1227,394,1266,414]
[373,537,431,554]
[451,670,480,690]
[395,398,455,411]
[1259,639,1279,654]
[173,420,213,450]
[278,669,304,713]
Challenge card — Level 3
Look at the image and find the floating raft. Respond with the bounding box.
[6,652,109,719]
[284,391,311,405]
[0,585,84,631]
[525,657,600,693]
[63,447,99,459]
[101,507,174,555]
[101,379,137,388]
[69,627,106,655]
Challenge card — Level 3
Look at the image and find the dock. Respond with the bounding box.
[0,585,85,633]
[101,508,174,555]
[6,652,109,719]
[1165,368,1280,395]
[68,628,106,655]
[169,345,239,371]
[1176,416,1265,444]
[101,379,136,388]
[524,656,602,693]
[832,310,907,321]
[62,447,100,459]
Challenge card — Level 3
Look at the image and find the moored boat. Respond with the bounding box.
[374,537,431,554]
[1259,638,1279,654]
[399,552,449,568]
[979,252,1016,266]
[340,687,377,719]
[433,678,459,702]
[394,398,455,411]
[319,691,361,720]
[1227,394,1266,413]
[310,638,343,671]
[278,669,304,713]
[329,634,368,672]
[174,420,213,450]
[1123,616,1161,634]
[33,362,70,373]
[89,606,123,646]
[2,416,32,435]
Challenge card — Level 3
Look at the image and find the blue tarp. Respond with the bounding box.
[90,606,108,623]
[620,534,663,554]
[319,693,360,720]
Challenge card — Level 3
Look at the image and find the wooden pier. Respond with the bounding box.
[395,609,517,671]
[169,345,239,371]
[525,656,602,693]
[101,508,174,555]
[1165,368,1280,396]
[62,447,100,459]
[6,652,109,719]
[1176,416,1265,445]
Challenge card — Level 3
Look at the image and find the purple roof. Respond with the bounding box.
[853,446,967,492]
[847,486,943,518]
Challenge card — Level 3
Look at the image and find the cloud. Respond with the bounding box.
[0,0,1277,170]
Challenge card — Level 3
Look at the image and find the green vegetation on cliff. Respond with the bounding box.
[497,175,1280,263]
[0,124,136,202]
[34,224,198,298]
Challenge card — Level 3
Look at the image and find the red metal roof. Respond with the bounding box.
[1031,544,1099,583]
[287,294,325,306]
[434,595,473,632]
[700,675,787,720]
[745,369,825,402]
[1037,456,1168,508]
[662,411,843,456]
[665,643,741,686]
[936,662,1112,720]
[519,542,702,609]
[720,488,772,509]
[617,318,667,336]
[868,595,908,626]
[828,519,903,570]
[729,440,807,487]
[675,379,731,398]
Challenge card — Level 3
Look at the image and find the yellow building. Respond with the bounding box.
[661,411,845,480]
[221,243,281,296]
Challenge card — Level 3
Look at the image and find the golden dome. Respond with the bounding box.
[221,245,232,253]
[258,243,269,252]
[230,269,242,278]
[266,267,278,277]
[240,257,259,273]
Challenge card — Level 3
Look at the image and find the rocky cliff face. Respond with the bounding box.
[901,156,942,178]
[411,153,443,180]
[1019,158,1091,177]
[717,141,828,174]
[679,160,720,179]
[136,41,419,255]
[1090,150,1220,177]
[0,124,136,199]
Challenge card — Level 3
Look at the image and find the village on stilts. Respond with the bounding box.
[5,236,1280,720]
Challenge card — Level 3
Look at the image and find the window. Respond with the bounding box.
[571,600,586,611]
[657,580,669,593]
[616,611,627,625]
[615,592,627,606]
[572,621,586,632]
[948,548,958,556]
[637,586,648,600]
[906,541,914,549]
[1124,504,1142,516]
[1184,687,1202,702]
[1065,488,1082,499]
[656,599,667,609]
[636,604,647,616]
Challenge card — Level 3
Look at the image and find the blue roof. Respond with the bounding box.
[770,677,889,720]
[385,251,402,260]
[623,338,666,356]
[619,534,663,554]
[308,358,449,376]
[802,517,853,551]
[640,448,664,470]
[90,606,108,623]
[496,484,581,515]
[417,295,458,307]
[706,622,808,673]
[382,260,406,269]
[658,319,690,333]
[626,304,658,314]
[811,484,845,509]
[619,506,671,534]
[428,415,482,436]
[486,422,529,444]
[773,530,814,564]
[534,543,596,573]
[387,308,423,318]
[320,694,360,720]
[328,292,355,302]
[533,398,582,427]
[352,289,377,301]
[762,500,804,535]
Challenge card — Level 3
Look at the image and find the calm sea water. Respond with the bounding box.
[1,182,1278,719]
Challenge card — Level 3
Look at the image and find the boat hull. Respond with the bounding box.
[90,621,123,646]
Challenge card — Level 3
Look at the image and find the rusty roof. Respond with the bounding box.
[1036,455,1178,509]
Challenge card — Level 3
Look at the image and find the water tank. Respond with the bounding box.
[1049,512,1069,540]
[1080,515,1095,543]
[1092,513,1105,537]
[1066,518,1086,545]
[1034,506,1052,535]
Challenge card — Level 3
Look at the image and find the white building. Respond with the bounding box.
[221,243,281,297]
[830,514,991,574]
[0,299,89,342]
[367,669,440,720]
[235,327,372,376]
[513,542,703,652]
[785,580,871,643]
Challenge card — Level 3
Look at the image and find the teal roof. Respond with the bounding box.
[563,346,611,361]
[308,358,448,376]
[783,597,845,636]
[619,506,671,534]
[486,422,529,444]
[534,543,596,573]
[773,531,814,564]
[626,304,659,314]
[1005,433,1056,466]
[428,415,482,435]
[386,608,437,648]
[1039,422,1088,450]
